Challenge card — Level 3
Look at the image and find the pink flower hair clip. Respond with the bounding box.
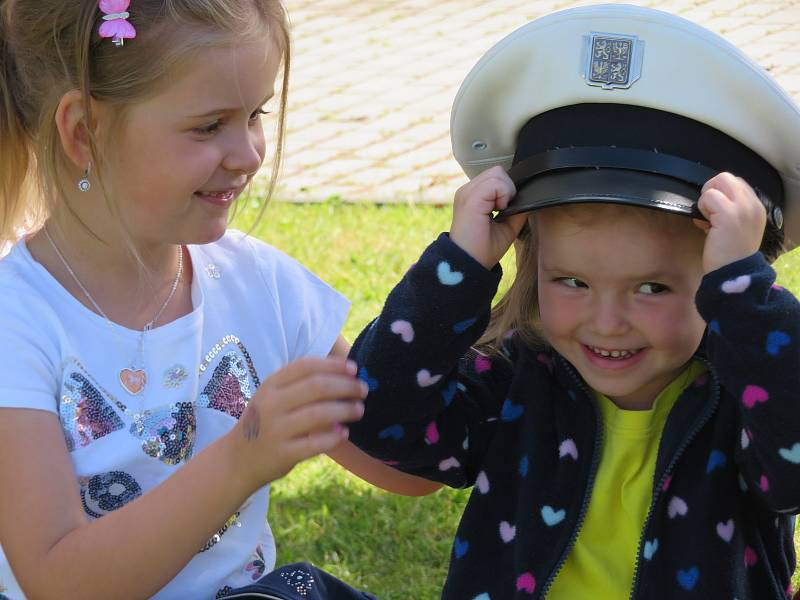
[98,0,136,47]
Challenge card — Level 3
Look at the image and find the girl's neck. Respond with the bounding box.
[27,215,194,331]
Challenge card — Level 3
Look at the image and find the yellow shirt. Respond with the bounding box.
[548,361,707,599]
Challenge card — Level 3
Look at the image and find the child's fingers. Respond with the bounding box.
[696,187,732,222]
[282,399,365,438]
[455,166,516,213]
[692,218,711,233]
[701,171,737,197]
[266,356,357,389]
[287,426,350,461]
[275,374,368,413]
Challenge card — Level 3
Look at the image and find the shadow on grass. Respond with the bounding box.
[269,460,469,599]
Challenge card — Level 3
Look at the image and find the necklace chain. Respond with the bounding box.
[43,224,184,331]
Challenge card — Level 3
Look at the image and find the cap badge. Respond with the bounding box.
[583,32,644,90]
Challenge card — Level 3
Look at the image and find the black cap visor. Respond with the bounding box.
[503,168,701,219]
[496,104,786,256]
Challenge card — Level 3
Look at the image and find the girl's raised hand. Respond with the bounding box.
[231,357,367,490]
[450,166,528,269]
[695,172,767,274]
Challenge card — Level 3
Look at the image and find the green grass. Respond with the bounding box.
[233,198,800,598]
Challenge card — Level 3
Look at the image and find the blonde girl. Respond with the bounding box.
[0,1,435,598]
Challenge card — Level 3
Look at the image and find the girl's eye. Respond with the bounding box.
[195,121,221,135]
[639,282,669,295]
[249,108,270,123]
[557,277,588,289]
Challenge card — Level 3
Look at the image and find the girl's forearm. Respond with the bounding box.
[28,432,252,600]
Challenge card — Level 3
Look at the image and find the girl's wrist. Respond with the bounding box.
[217,427,263,496]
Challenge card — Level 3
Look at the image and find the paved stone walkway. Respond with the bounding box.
[269,0,800,203]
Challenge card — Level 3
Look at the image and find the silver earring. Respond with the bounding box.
[78,162,92,192]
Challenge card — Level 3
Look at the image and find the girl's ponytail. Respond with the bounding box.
[0,1,36,248]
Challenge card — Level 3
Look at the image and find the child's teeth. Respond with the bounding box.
[591,346,639,359]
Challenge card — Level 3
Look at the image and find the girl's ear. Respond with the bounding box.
[54,90,98,170]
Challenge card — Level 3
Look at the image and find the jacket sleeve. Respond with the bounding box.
[695,252,800,513]
[347,233,517,488]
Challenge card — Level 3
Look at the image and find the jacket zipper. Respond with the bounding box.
[539,359,604,599]
[627,358,720,600]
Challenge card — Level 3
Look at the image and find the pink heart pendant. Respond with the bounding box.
[120,368,147,395]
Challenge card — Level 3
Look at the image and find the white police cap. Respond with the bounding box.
[450,4,800,253]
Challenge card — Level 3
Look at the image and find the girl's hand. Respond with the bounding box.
[231,357,367,489]
[694,172,767,274]
[450,166,528,269]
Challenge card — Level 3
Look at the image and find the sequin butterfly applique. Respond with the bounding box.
[244,545,266,580]
[129,402,196,466]
[60,368,124,451]
[198,336,261,420]
[62,358,195,465]
[98,0,137,46]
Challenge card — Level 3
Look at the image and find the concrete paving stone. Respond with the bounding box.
[277,0,800,203]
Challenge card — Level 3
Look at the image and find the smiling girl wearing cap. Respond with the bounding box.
[346,4,800,598]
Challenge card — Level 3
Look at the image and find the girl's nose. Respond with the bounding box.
[590,295,630,336]
[223,127,265,176]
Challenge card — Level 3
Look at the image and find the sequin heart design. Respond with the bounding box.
[541,505,565,526]
[742,385,769,408]
[496,521,516,543]
[559,438,579,461]
[643,539,659,560]
[474,355,492,373]
[390,320,415,343]
[744,546,758,567]
[779,443,800,464]
[501,399,524,422]
[417,369,442,388]
[708,319,721,335]
[676,567,700,591]
[706,449,727,473]
[425,421,439,445]
[716,519,735,542]
[721,275,751,294]
[668,496,688,519]
[119,368,146,395]
[476,471,490,494]
[741,428,751,449]
[661,475,673,492]
[439,456,460,471]
[454,537,469,559]
[437,261,464,286]
[472,594,489,600]
[379,425,404,440]
[760,475,770,492]
[766,331,791,356]
[516,572,536,594]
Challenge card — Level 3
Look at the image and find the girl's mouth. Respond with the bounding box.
[582,344,647,370]
[195,189,237,207]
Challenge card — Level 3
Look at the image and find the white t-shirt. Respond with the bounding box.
[0,230,349,600]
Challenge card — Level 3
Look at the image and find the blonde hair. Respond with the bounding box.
[477,218,545,354]
[0,0,291,246]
